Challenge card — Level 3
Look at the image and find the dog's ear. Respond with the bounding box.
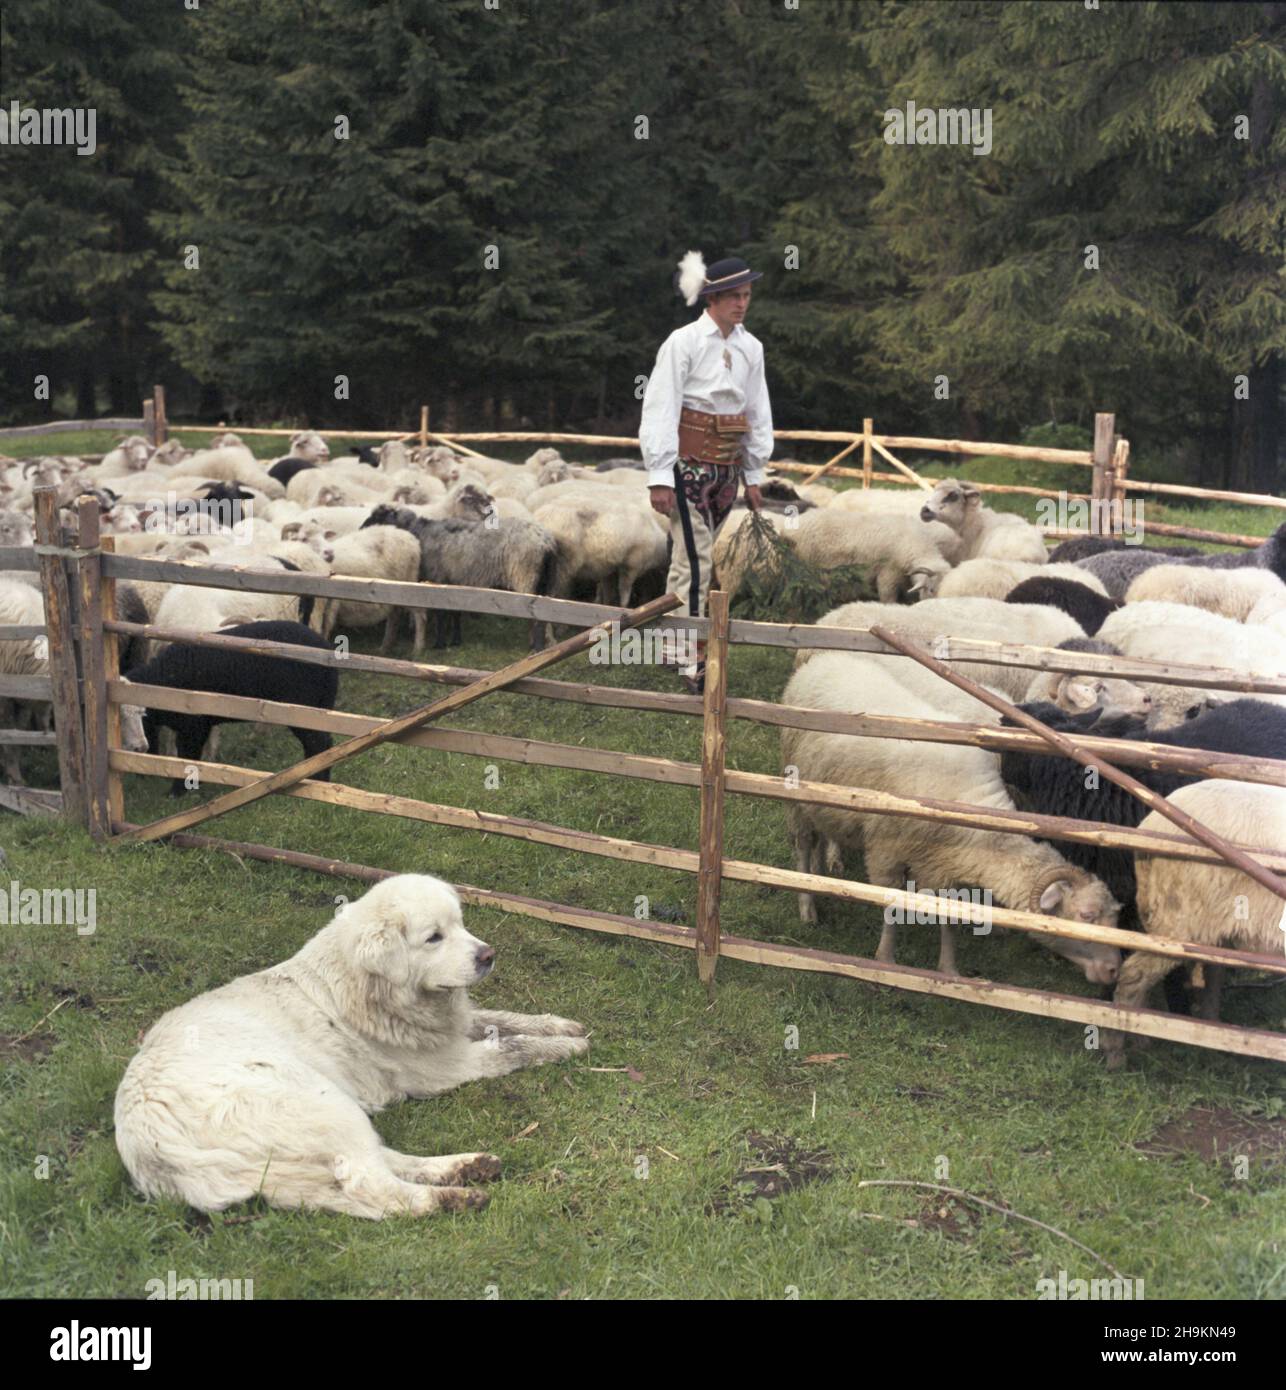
[351,915,411,986]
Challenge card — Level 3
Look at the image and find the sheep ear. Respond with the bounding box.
[351,915,411,986]
[1038,881,1070,913]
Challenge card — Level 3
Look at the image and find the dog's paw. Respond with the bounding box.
[435,1186,490,1214]
[455,1154,502,1184]
[545,1033,590,1060]
[540,1015,587,1037]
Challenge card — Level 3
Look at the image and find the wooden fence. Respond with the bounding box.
[60,386,1272,550]
[3,487,1285,1066]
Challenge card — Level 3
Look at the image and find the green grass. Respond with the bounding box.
[1,425,1283,1299]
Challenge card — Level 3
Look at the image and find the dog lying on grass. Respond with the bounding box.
[114,874,588,1218]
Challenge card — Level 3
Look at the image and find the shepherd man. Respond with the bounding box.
[639,251,774,694]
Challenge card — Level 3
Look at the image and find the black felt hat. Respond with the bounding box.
[699,256,763,297]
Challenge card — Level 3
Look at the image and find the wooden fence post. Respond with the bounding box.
[153,385,168,445]
[33,488,87,825]
[75,500,111,839]
[862,417,873,489]
[1090,412,1114,535]
[420,406,429,448]
[143,396,156,446]
[98,534,127,829]
[1112,437,1130,536]
[695,588,730,995]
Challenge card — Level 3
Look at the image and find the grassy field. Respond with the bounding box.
[1,426,1284,1299]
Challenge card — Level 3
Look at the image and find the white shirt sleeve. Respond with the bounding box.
[639,330,690,488]
[741,345,774,486]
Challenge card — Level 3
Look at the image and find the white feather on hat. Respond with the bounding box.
[676,250,707,307]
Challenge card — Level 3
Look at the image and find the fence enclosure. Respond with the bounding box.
[2,484,1285,1066]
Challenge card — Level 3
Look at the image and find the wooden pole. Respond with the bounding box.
[75,500,109,839]
[110,592,682,847]
[33,488,86,825]
[801,437,863,486]
[870,437,932,491]
[99,535,126,829]
[1112,437,1130,528]
[696,589,730,995]
[142,397,156,448]
[420,406,429,448]
[869,624,1286,906]
[153,385,168,446]
[1090,412,1114,535]
[862,417,873,489]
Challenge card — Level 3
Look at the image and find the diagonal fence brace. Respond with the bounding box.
[111,592,682,847]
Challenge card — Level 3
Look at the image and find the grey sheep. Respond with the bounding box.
[363,504,558,650]
[1076,521,1286,599]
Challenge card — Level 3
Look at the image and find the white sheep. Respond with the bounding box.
[97,435,154,477]
[793,510,959,603]
[1103,780,1286,1067]
[932,557,1109,601]
[829,487,925,515]
[1246,591,1286,638]
[1096,601,1286,726]
[531,493,666,608]
[303,525,424,652]
[804,596,1150,716]
[286,468,385,510]
[918,480,1049,564]
[0,580,48,784]
[1124,564,1286,621]
[781,651,1123,982]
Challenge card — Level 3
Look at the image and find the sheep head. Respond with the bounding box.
[1029,865,1121,985]
[290,430,330,462]
[919,480,981,530]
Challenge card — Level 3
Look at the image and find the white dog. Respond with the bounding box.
[114,874,588,1218]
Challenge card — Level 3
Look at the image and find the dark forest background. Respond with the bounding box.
[1,0,1282,490]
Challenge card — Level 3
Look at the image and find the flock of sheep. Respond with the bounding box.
[2,432,1285,1066]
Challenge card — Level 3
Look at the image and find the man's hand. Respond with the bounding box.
[744,484,763,512]
[649,486,676,517]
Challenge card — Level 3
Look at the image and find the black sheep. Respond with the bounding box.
[1004,576,1120,635]
[268,457,317,488]
[122,620,339,796]
[352,445,380,467]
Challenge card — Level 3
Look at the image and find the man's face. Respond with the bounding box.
[707,285,752,332]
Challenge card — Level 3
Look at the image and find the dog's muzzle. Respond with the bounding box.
[474,946,496,981]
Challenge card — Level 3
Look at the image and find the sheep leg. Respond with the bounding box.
[937,923,959,977]
[875,566,900,604]
[1192,964,1226,1022]
[0,698,24,784]
[1103,948,1176,1069]
[411,609,427,656]
[866,849,907,965]
[292,728,333,781]
[379,609,399,656]
[788,810,819,924]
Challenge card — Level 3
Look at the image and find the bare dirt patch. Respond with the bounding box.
[0,1032,56,1062]
[1138,1106,1286,1168]
[706,1131,833,1214]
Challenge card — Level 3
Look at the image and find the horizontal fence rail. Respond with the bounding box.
[34,548,1278,695]
[103,620,1286,788]
[108,750,1286,977]
[106,681,1286,877]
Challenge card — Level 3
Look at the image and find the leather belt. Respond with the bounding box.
[678,407,748,467]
